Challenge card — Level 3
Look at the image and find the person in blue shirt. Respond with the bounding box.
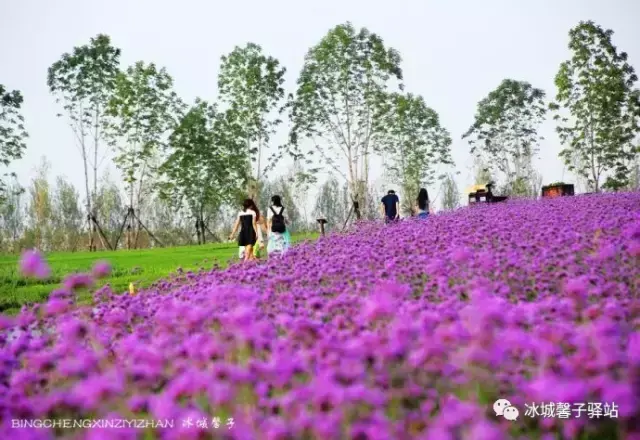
[380,190,400,223]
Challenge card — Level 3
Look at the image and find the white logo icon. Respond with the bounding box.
[494,398,519,421]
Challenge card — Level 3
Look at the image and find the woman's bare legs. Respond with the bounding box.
[245,245,255,261]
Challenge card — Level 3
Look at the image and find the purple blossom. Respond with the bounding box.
[91,260,112,279]
[18,249,51,279]
[62,273,95,290]
[0,192,638,439]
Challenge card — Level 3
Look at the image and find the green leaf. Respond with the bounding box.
[462,79,547,197]
[218,43,286,193]
[549,21,640,192]
[287,22,404,203]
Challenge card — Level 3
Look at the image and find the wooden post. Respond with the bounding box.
[317,218,327,236]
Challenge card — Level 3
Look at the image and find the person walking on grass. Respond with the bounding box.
[381,190,400,223]
[416,188,433,219]
[229,199,259,262]
[267,195,290,256]
[248,199,266,259]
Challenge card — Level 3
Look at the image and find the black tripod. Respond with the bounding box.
[341,200,361,232]
[113,206,164,249]
[195,218,221,244]
[87,213,113,251]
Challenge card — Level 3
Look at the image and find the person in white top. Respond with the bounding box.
[228,199,259,261]
[266,195,290,256]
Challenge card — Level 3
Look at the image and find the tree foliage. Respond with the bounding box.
[313,175,349,230]
[47,34,121,215]
[375,92,453,213]
[463,79,546,195]
[108,61,182,209]
[158,99,247,242]
[289,22,403,213]
[26,158,53,250]
[550,21,640,192]
[218,43,286,195]
[51,176,83,251]
[93,172,125,247]
[441,173,460,210]
[0,85,28,204]
[259,176,303,232]
[0,176,24,251]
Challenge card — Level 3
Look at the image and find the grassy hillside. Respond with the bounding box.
[0,232,318,314]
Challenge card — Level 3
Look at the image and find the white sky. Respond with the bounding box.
[1,0,639,211]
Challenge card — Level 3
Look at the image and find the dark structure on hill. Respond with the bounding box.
[468,182,508,205]
[541,183,575,198]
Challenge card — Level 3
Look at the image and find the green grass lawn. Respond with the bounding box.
[0,232,318,315]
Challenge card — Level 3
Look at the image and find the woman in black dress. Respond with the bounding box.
[229,199,259,261]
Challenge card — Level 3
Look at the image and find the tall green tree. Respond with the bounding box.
[550,21,640,192]
[0,85,28,204]
[473,156,494,185]
[313,175,346,231]
[218,43,286,200]
[288,22,403,218]
[25,158,53,251]
[462,79,546,196]
[107,61,182,243]
[375,92,453,214]
[442,173,460,210]
[47,34,121,249]
[146,195,195,246]
[629,147,640,190]
[158,99,246,244]
[51,176,83,251]
[259,177,302,232]
[0,175,24,251]
[93,172,125,248]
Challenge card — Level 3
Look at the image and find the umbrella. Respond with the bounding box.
[465,184,487,195]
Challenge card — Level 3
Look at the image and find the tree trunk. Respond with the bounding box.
[201,215,206,244]
[81,147,94,252]
[195,218,202,245]
[128,180,136,249]
[346,149,361,220]
[92,107,100,251]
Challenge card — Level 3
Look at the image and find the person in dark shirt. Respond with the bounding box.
[380,190,400,223]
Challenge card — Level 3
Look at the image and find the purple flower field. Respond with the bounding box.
[1,192,639,439]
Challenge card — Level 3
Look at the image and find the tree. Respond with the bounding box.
[158,99,247,244]
[442,173,460,210]
[0,175,25,251]
[51,176,83,251]
[629,145,640,190]
[47,34,121,250]
[259,176,303,232]
[25,158,54,251]
[313,175,344,231]
[462,79,546,196]
[146,195,195,246]
[93,172,125,248]
[550,21,640,192]
[218,43,286,200]
[286,159,316,226]
[0,85,28,204]
[289,22,404,219]
[107,61,182,247]
[375,92,453,214]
